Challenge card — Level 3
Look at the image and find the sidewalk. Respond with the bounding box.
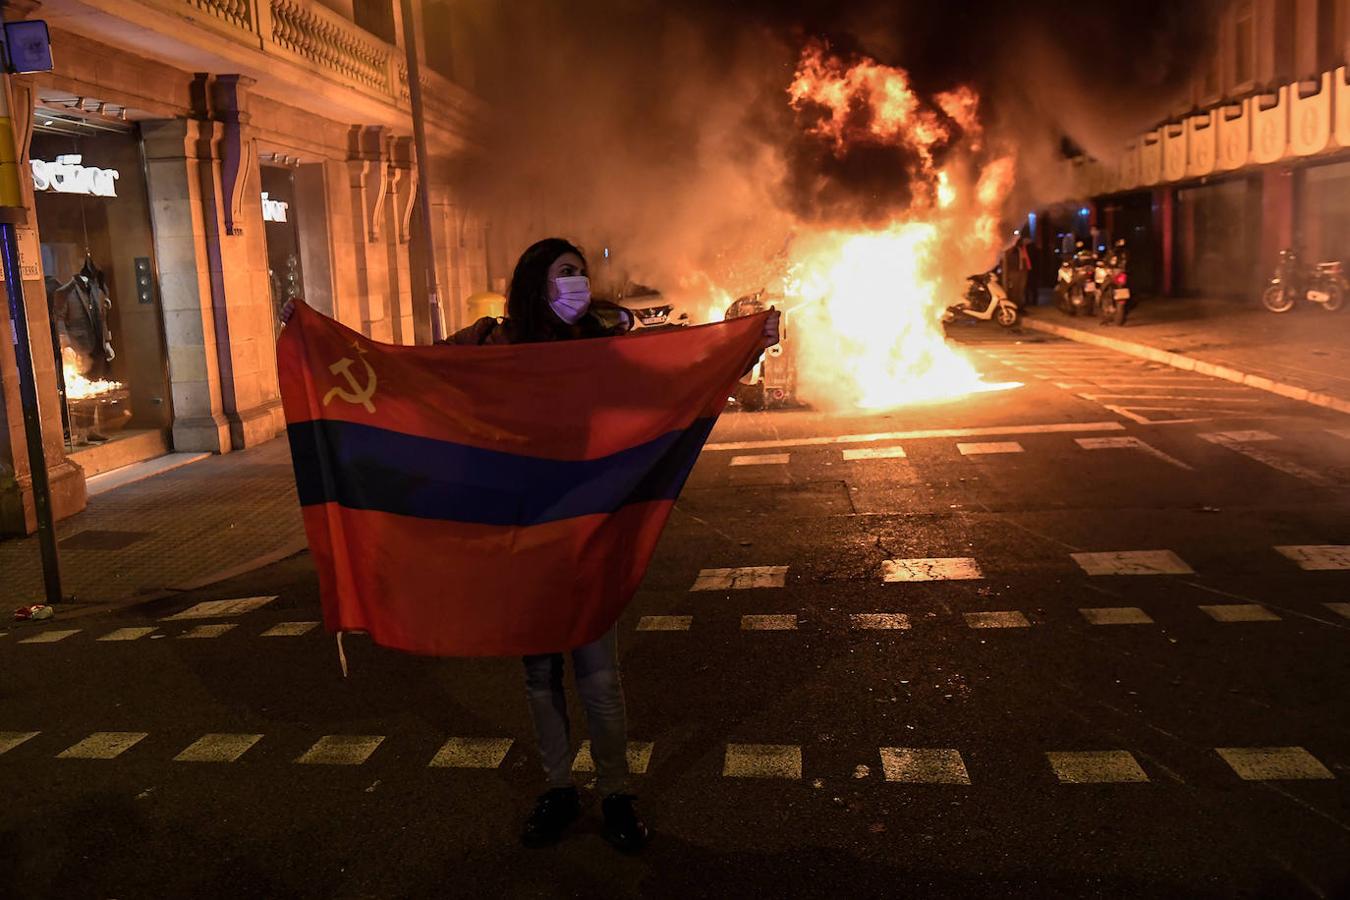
[1022,297,1350,415]
[0,438,304,615]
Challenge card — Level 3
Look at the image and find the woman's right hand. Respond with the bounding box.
[280,299,297,326]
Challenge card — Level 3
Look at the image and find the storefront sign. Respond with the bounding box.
[0,226,43,282]
[30,155,119,198]
[261,192,289,223]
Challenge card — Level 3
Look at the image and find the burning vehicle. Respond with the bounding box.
[614,283,692,330]
[725,289,796,409]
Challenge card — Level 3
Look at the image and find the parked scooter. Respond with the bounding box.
[1262,248,1346,313]
[944,272,1020,328]
[1054,242,1096,316]
[1093,239,1131,325]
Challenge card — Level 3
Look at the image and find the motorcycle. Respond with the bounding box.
[1093,240,1131,325]
[1054,243,1097,317]
[1262,248,1346,313]
[944,272,1020,328]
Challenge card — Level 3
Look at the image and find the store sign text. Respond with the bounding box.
[262,192,289,223]
[30,155,119,198]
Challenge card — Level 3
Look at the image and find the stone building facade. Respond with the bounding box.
[0,0,492,535]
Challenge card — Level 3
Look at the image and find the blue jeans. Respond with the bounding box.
[521,626,629,796]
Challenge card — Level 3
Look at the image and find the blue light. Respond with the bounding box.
[603,247,610,259]
[1079,206,1090,217]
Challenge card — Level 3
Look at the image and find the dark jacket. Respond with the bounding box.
[445,300,634,346]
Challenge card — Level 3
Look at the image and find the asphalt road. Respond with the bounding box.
[2,329,1348,899]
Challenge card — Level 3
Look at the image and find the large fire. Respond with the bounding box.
[730,42,1021,411]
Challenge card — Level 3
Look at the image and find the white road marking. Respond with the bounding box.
[18,629,81,644]
[163,596,277,620]
[850,613,911,630]
[692,566,788,591]
[1199,604,1281,623]
[174,733,263,763]
[58,732,148,760]
[1046,751,1149,784]
[1215,746,1334,781]
[1079,607,1155,626]
[882,557,983,582]
[573,740,654,775]
[295,735,385,765]
[842,446,907,461]
[1081,393,1263,403]
[97,627,158,642]
[637,615,692,632]
[1071,550,1194,576]
[1199,432,1334,486]
[1100,404,1212,425]
[963,611,1031,629]
[703,421,1125,452]
[261,621,321,637]
[0,732,39,755]
[429,737,514,769]
[729,453,790,467]
[177,623,238,639]
[957,441,1024,455]
[1074,436,1194,470]
[741,614,798,630]
[1325,602,1350,620]
[1274,545,1350,570]
[723,744,802,779]
[878,748,971,784]
[1328,428,1350,440]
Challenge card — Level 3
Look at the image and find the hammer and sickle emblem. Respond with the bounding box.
[322,343,378,413]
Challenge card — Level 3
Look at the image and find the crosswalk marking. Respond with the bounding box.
[1079,607,1155,626]
[260,621,320,637]
[723,744,802,779]
[174,733,263,763]
[1071,550,1194,576]
[1046,751,1149,784]
[1074,436,1194,470]
[573,740,653,775]
[637,615,692,632]
[177,624,237,639]
[842,445,906,460]
[0,732,40,755]
[957,441,1024,455]
[729,453,790,467]
[1199,432,1334,486]
[1325,602,1350,620]
[704,421,1125,452]
[882,557,982,582]
[741,614,798,630]
[1199,604,1281,623]
[295,735,385,765]
[692,566,788,591]
[1215,746,1334,781]
[163,596,277,620]
[850,613,911,630]
[878,748,971,784]
[18,629,81,644]
[964,611,1030,629]
[1274,545,1350,570]
[97,627,158,642]
[429,737,514,769]
[57,732,148,760]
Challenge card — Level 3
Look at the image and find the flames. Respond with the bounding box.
[735,42,1020,411]
[62,347,122,400]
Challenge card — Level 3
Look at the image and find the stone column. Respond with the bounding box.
[344,125,393,342]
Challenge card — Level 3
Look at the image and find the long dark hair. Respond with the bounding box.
[506,237,585,342]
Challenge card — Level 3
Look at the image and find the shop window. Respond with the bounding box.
[1300,160,1350,265]
[1176,179,1256,298]
[353,0,396,44]
[31,125,170,454]
[1234,1,1255,86]
[261,165,306,338]
[423,1,455,81]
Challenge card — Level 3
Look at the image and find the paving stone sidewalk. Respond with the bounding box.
[0,438,304,612]
[1022,297,1350,414]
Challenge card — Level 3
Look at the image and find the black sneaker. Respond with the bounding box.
[601,793,650,853]
[520,787,581,848]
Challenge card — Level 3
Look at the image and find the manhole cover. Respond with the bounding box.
[59,530,151,550]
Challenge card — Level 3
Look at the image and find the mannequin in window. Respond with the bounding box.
[50,255,113,380]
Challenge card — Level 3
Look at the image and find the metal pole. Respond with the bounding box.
[0,69,62,604]
[399,0,444,342]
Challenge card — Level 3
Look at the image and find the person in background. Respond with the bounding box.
[1002,233,1033,309]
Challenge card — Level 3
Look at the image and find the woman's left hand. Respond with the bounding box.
[761,307,782,350]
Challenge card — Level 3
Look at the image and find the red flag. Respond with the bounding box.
[277,302,766,656]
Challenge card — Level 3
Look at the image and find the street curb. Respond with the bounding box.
[1022,317,1350,416]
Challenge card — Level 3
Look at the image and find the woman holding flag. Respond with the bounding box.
[281,237,779,853]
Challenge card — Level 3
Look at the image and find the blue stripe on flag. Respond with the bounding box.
[286,418,716,526]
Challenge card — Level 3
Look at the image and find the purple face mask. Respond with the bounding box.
[550,275,591,324]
